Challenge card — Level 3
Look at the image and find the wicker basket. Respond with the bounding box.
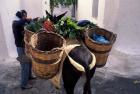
[85,28,117,67]
[24,29,34,57]
[30,32,66,79]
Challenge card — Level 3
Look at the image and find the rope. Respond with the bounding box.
[64,44,96,72]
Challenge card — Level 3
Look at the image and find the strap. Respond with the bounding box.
[65,44,96,72]
[30,49,64,65]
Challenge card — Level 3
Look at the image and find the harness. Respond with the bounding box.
[50,44,96,89]
[65,44,96,72]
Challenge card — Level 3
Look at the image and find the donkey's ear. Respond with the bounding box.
[45,10,54,22]
[56,11,67,21]
[45,10,52,17]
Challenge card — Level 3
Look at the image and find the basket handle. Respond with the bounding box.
[84,29,90,39]
[111,33,117,44]
[35,28,47,34]
[30,50,64,64]
[51,50,64,65]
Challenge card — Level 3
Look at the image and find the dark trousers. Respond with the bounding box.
[17,47,32,87]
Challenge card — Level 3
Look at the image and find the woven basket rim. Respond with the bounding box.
[86,27,117,45]
[30,32,66,54]
[24,27,34,45]
[24,37,30,44]
[24,27,34,33]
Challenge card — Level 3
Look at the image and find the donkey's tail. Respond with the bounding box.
[83,65,91,94]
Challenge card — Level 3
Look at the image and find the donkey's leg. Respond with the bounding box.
[62,58,82,94]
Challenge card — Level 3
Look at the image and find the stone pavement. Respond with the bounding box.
[0,51,140,94]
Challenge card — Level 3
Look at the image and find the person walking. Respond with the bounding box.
[12,10,35,90]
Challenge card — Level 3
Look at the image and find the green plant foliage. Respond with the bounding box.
[50,0,77,14]
[55,17,83,38]
[26,17,48,32]
[50,0,77,7]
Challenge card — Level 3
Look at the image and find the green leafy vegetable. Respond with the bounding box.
[55,17,83,38]
[25,17,48,32]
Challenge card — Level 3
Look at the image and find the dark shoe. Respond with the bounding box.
[21,84,32,90]
[29,76,37,80]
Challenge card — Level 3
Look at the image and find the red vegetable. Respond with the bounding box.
[43,20,55,32]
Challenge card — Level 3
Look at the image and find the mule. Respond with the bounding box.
[62,45,96,94]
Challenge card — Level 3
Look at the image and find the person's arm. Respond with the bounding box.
[15,19,27,26]
[16,18,33,26]
[33,17,39,21]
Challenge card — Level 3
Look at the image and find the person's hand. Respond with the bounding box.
[25,18,32,23]
[26,18,32,20]
[33,17,39,21]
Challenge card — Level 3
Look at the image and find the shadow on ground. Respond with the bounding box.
[0,59,139,94]
[93,72,140,94]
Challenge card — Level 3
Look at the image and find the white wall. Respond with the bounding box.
[77,0,140,55]
[0,0,21,58]
[0,14,9,60]
[115,0,140,55]
[99,0,140,55]
[77,0,140,76]
[97,0,140,77]
[21,0,44,18]
[97,0,106,27]
[0,0,51,59]
[53,5,72,17]
[42,0,50,17]
[101,0,119,30]
[77,0,93,21]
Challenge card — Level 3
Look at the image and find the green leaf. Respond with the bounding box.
[69,31,76,38]
[25,19,43,32]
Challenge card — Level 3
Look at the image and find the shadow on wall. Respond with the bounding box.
[53,5,72,17]
[0,14,9,60]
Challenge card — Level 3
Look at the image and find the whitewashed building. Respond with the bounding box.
[0,0,140,76]
[0,0,49,59]
[77,0,140,55]
[76,0,140,76]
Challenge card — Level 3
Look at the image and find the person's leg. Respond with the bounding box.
[17,47,25,57]
[17,47,32,89]
[28,62,36,80]
[20,62,32,89]
[28,62,32,78]
[62,58,82,94]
